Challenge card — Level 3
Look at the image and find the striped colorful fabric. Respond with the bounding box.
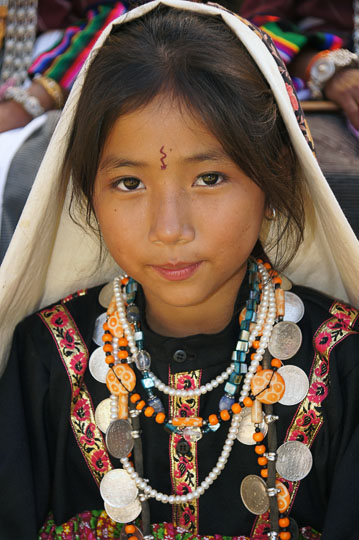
[251,15,344,66]
[29,2,127,90]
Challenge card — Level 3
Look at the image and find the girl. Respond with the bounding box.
[0,1,358,539]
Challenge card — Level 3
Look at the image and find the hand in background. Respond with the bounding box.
[325,68,359,129]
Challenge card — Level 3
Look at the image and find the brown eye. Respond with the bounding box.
[118,177,143,191]
[195,173,225,186]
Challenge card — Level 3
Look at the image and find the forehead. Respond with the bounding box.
[99,95,231,165]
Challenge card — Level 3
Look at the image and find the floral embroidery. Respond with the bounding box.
[38,303,113,486]
[252,301,358,537]
[169,369,201,534]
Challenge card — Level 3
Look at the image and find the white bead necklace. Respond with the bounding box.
[113,262,275,402]
[120,412,242,504]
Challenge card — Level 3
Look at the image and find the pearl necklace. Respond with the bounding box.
[120,411,242,504]
[113,261,275,403]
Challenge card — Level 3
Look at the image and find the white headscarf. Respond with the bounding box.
[0,0,358,375]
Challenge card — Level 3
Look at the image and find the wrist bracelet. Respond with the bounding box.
[33,74,64,109]
[4,86,45,118]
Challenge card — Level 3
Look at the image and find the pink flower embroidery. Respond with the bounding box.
[80,423,96,446]
[60,328,76,349]
[91,449,110,472]
[307,381,328,404]
[50,312,69,327]
[174,456,194,478]
[73,398,90,420]
[176,374,195,390]
[289,429,309,444]
[178,505,196,528]
[296,409,320,428]
[176,481,191,495]
[70,352,87,375]
[314,360,328,378]
[285,82,298,111]
[177,403,194,417]
[314,331,332,353]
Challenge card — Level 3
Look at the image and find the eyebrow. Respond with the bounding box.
[99,148,230,171]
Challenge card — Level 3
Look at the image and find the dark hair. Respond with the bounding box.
[63,4,304,269]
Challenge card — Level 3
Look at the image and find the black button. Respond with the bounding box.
[176,438,191,455]
[173,349,187,363]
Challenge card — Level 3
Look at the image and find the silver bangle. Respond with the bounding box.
[3,86,45,118]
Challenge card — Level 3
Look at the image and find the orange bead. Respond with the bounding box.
[260,468,268,478]
[172,416,203,427]
[256,365,263,372]
[254,444,266,455]
[121,277,129,285]
[136,400,146,410]
[220,409,231,421]
[279,517,290,528]
[271,358,282,368]
[124,524,136,534]
[144,406,155,417]
[252,340,260,349]
[253,432,264,442]
[129,536,138,540]
[102,333,112,342]
[118,337,128,347]
[243,397,253,408]
[231,403,242,414]
[250,353,256,360]
[257,456,268,466]
[208,414,219,425]
[102,322,109,331]
[105,355,114,365]
[103,343,113,352]
[130,393,141,404]
[263,262,272,270]
[279,533,291,540]
[257,258,264,264]
[155,412,166,424]
[118,350,128,359]
[273,276,282,285]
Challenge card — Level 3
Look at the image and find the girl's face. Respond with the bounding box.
[94,96,266,335]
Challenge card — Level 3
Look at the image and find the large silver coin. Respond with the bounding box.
[100,469,138,508]
[89,347,109,383]
[268,321,302,360]
[93,312,108,346]
[236,407,268,445]
[95,398,112,433]
[279,273,292,291]
[240,475,269,515]
[106,419,134,459]
[283,292,305,324]
[278,365,309,406]
[119,525,144,540]
[105,498,142,523]
[276,441,313,481]
[99,282,113,308]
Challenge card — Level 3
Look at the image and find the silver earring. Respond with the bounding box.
[267,206,276,221]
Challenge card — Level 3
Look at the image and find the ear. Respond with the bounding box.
[264,205,276,221]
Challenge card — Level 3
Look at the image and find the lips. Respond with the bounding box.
[151,261,202,281]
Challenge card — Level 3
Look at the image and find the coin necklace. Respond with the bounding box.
[91,260,311,540]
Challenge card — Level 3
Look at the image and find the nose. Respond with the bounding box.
[148,188,195,245]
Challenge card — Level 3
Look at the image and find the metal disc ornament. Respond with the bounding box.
[104,498,142,523]
[236,407,268,445]
[119,525,144,540]
[276,441,313,481]
[283,292,305,324]
[92,312,108,346]
[278,365,309,406]
[89,347,109,383]
[99,281,113,308]
[240,475,270,515]
[95,398,112,433]
[106,419,134,459]
[268,321,302,360]
[100,469,138,508]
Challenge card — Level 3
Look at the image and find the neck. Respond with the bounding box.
[143,269,247,337]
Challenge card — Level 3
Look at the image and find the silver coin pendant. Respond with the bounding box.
[89,347,109,383]
[276,441,313,481]
[106,419,134,459]
[268,321,302,360]
[278,365,309,406]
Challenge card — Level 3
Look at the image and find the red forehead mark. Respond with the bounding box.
[160,145,167,170]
